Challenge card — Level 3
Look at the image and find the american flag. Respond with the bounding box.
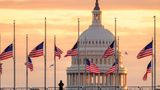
[64,42,78,57]
[55,45,63,59]
[137,41,152,59]
[85,58,100,74]
[0,63,2,75]
[25,57,33,71]
[103,41,114,58]
[106,61,118,76]
[29,42,44,58]
[0,44,13,60]
[143,61,151,81]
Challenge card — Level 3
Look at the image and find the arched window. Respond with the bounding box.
[92,41,94,44]
[96,41,98,44]
[95,59,98,64]
[103,41,105,44]
[100,59,102,64]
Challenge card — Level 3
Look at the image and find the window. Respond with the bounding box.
[103,41,105,44]
[92,41,94,44]
[100,59,102,64]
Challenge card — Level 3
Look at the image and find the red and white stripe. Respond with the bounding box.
[29,49,43,58]
[86,63,100,74]
[25,62,33,71]
[55,47,63,59]
[0,51,13,60]
[137,48,152,59]
[103,47,114,58]
[106,65,117,76]
[64,49,78,57]
[143,67,151,81]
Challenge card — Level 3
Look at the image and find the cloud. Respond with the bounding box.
[0,0,159,10]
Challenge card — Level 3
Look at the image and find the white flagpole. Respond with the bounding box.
[0,34,1,89]
[77,18,80,90]
[54,35,56,90]
[44,17,47,90]
[13,20,16,90]
[153,16,156,90]
[26,34,28,90]
[114,17,117,90]
[84,37,87,89]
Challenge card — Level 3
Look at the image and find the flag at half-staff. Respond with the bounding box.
[64,42,78,57]
[143,61,151,81]
[0,44,13,60]
[29,42,44,58]
[25,57,33,71]
[55,45,63,59]
[106,60,118,76]
[137,41,152,59]
[103,41,114,58]
[85,58,100,74]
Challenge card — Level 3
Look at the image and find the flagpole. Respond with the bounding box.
[26,34,28,90]
[84,37,87,90]
[77,18,80,90]
[117,36,120,89]
[44,17,47,90]
[114,17,117,90]
[13,20,16,90]
[153,16,156,90]
[151,48,154,90]
[54,35,56,90]
[0,34,1,89]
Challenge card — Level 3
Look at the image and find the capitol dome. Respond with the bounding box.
[66,0,127,89]
[79,0,114,48]
[79,25,114,48]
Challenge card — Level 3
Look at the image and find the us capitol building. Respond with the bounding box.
[66,0,127,89]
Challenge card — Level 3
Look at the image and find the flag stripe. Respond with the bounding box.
[86,59,100,74]
[106,62,118,76]
[29,42,43,58]
[0,44,13,60]
[55,45,63,59]
[103,41,114,58]
[137,41,152,59]
[137,48,152,59]
[143,61,151,81]
[65,42,78,57]
[25,57,33,71]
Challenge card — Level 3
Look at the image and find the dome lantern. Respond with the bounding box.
[92,0,102,25]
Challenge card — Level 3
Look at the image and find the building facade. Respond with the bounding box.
[66,0,127,89]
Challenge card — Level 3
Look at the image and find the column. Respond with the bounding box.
[80,73,82,86]
[67,73,69,86]
[69,73,71,86]
[98,73,100,85]
[89,73,92,85]
[106,75,108,85]
[102,73,105,85]
[75,73,77,86]
[70,73,72,86]
[93,74,96,85]
[125,74,127,86]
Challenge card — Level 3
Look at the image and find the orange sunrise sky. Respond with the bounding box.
[0,0,160,87]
